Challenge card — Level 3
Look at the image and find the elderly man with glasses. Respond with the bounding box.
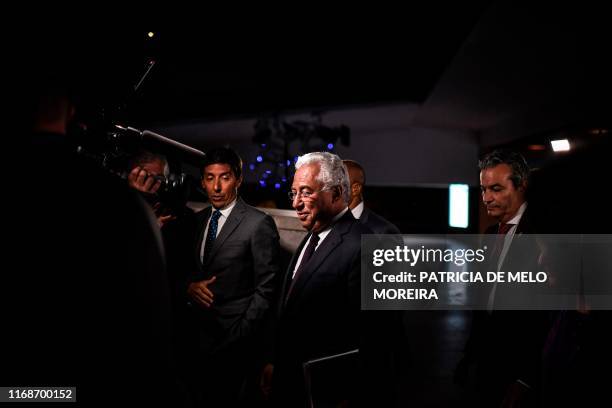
[262,152,378,407]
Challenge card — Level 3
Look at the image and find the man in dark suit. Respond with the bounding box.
[343,159,401,234]
[456,150,549,408]
[261,151,369,407]
[342,159,404,404]
[184,147,281,407]
[6,78,188,405]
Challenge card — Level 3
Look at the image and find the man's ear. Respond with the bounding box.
[331,185,342,202]
[236,176,243,190]
[352,182,362,197]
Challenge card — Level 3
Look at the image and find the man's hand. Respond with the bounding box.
[157,214,176,228]
[187,276,216,307]
[152,203,176,228]
[260,363,274,400]
[128,166,162,194]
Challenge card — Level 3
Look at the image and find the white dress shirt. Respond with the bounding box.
[351,201,365,220]
[292,207,349,278]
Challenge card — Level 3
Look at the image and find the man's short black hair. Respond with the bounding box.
[202,147,243,179]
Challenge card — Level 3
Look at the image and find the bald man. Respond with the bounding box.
[343,160,400,234]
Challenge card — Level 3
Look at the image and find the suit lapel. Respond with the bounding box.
[284,212,354,307]
[360,206,370,224]
[204,198,247,265]
[515,206,532,235]
[288,232,342,298]
[287,237,307,274]
[195,207,212,269]
[279,233,310,313]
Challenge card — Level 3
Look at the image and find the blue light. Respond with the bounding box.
[249,163,255,171]
[263,173,269,179]
[259,180,266,187]
[286,160,291,166]
[281,178,287,183]
[261,143,267,148]
[274,183,281,189]
[265,170,272,174]
[327,143,334,150]
[256,155,263,163]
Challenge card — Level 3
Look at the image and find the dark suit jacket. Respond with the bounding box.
[360,206,401,234]
[3,132,188,405]
[358,207,403,404]
[464,206,550,404]
[188,197,280,355]
[272,210,369,406]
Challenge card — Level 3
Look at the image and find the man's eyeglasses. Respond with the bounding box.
[288,188,329,202]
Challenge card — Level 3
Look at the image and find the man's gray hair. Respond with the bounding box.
[295,152,350,203]
[128,150,170,177]
[479,149,530,189]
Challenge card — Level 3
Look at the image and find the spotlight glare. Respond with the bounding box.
[551,139,571,152]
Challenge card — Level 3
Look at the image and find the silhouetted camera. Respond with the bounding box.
[69,123,205,213]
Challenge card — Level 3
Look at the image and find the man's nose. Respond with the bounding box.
[292,195,303,210]
[482,190,493,204]
[214,180,222,192]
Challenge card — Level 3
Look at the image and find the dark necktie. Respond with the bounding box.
[487,222,514,311]
[286,232,320,300]
[498,222,513,235]
[202,210,221,264]
[491,222,513,267]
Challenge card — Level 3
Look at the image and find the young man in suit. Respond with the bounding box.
[184,147,281,407]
